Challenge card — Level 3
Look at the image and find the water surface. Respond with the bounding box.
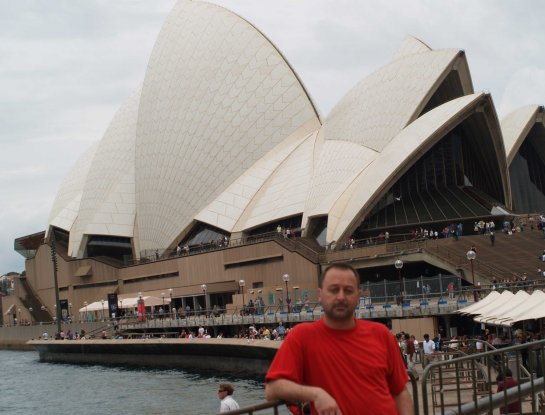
[0,350,288,415]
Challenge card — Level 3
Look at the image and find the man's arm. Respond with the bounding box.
[265,379,342,414]
[394,387,414,415]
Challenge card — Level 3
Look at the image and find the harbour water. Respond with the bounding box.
[0,350,288,415]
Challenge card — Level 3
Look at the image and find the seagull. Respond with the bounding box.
[394,195,402,202]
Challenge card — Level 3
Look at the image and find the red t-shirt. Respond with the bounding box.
[265,319,408,414]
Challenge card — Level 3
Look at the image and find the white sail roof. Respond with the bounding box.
[134,0,320,251]
[501,105,542,165]
[48,143,98,236]
[68,89,140,257]
[45,1,520,260]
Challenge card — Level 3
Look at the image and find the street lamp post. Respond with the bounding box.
[249,290,255,315]
[201,284,207,315]
[282,273,291,319]
[101,299,105,321]
[68,303,72,321]
[17,308,21,325]
[239,279,245,314]
[83,301,88,322]
[29,307,33,325]
[466,249,477,301]
[395,259,404,306]
[48,231,62,334]
[168,288,173,318]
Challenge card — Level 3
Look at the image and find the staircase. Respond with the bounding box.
[425,229,545,283]
[18,277,51,322]
[273,235,321,263]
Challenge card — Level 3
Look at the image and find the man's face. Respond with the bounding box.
[319,267,360,323]
[218,388,227,400]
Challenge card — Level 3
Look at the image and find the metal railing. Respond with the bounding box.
[215,371,422,415]
[11,276,545,330]
[219,340,545,415]
[421,339,545,414]
[214,400,285,415]
[117,303,325,333]
[130,230,320,266]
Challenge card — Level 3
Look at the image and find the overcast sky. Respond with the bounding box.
[1,0,545,273]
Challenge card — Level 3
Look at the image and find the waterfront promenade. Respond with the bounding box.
[0,289,474,349]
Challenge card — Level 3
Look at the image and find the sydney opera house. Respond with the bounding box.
[9,1,545,325]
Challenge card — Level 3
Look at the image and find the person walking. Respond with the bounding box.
[265,263,413,415]
[422,333,436,367]
[218,383,240,413]
[447,282,455,299]
[405,333,415,369]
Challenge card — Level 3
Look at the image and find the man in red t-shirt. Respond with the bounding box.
[265,263,413,414]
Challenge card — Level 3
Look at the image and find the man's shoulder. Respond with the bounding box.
[356,319,391,335]
[289,319,391,337]
[289,321,322,335]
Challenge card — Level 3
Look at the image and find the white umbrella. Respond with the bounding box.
[118,296,164,308]
[78,301,107,313]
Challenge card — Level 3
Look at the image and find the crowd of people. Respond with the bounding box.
[42,328,87,340]
[276,225,299,239]
[173,322,291,341]
[7,317,31,326]
[338,214,545,253]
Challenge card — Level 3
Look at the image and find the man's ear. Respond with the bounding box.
[317,288,322,302]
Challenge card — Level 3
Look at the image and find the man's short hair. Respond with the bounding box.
[319,263,359,288]
[219,383,234,395]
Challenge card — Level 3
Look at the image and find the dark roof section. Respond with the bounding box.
[14,231,45,259]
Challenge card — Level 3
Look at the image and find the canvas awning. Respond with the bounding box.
[76,296,167,313]
[117,296,164,308]
[78,301,108,313]
[467,291,515,319]
[455,291,501,315]
[490,290,545,326]
[473,290,529,323]
[458,289,545,327]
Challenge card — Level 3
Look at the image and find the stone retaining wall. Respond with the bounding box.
[28,338,280,376]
